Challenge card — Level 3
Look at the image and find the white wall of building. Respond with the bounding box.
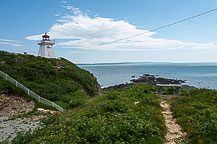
[38,41,56,58]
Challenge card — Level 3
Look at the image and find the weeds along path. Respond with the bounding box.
[160,100,186,144]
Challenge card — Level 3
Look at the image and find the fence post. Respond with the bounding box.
[38,95,40,102]
[15,81,18,87]
[27,89,30,95]
[5,74,7,80]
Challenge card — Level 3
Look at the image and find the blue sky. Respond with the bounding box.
[1,0,217,63]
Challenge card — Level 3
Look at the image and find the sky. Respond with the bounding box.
[1,0,217,63]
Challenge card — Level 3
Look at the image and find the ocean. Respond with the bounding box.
[79,63,217,89]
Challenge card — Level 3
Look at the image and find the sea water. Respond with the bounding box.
[80,64,217,89]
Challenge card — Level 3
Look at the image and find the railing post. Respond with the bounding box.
[15,81,18,87]
[5,74,7,80]
[27,89,30,95]
[157,86,162,94]
[175,87,180,96]
[38,95,40,102]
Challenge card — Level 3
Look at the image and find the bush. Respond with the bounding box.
[162,87,176,95]
[67,90,89,108]
[105,90,119,100]
[171,88,217,143]
[101,100,128,113]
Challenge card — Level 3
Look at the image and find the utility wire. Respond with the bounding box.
[74,7,217,49]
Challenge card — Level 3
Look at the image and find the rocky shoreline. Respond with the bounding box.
[103,74,186,91]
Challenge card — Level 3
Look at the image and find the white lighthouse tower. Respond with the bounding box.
[38,33,56,58]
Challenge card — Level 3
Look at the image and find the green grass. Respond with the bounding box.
[0,76,24,94]
[12,84,166,144]
[171,88,217,144]
[0,51,100,109]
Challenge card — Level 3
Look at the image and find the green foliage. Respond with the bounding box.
[0,51,99,109]
[105,90,120,100]
[63,90,89,108]
[171,88,217,144]
[180,88,189,96]
[12,84,166,144]
[162,87,176,95]
[0,77,23,94]
[12,130,39,144]
[101,100,129,113]
[40,114,59,126]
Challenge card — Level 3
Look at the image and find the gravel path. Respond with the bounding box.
[160,100,186,144]
[0,116,41,142]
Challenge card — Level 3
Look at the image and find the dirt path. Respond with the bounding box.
[160,100,186,144]
[0,92,34,117]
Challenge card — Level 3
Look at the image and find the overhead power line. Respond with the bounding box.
[81,7,217,49]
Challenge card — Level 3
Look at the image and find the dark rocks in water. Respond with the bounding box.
[103,83,136,91]
[131,74,185,85]
[104,74,186,91]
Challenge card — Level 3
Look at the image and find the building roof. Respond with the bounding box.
[42,33,49,38]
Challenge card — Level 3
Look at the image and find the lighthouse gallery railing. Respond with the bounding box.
[0,70,64,112]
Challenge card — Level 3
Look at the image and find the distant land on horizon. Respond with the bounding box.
[78,62,170,65]
[77,62,217,66]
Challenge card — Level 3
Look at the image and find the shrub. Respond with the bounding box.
[171,88,217,143]
[105,90,119,100]
[67,90,89,108]
[162,87,176,95]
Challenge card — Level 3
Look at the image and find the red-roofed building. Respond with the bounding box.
[38,33,56,58]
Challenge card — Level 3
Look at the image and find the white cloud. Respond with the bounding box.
[0,39,16,42]
[61,0,67,4]
[26,8,217,51]
[69,51,87,54]
[0,39,22,47]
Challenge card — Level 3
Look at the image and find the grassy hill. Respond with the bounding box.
[0,51,100,109]
[12,84,166,144]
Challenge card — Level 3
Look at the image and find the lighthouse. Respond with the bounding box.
[38,33,56,58]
